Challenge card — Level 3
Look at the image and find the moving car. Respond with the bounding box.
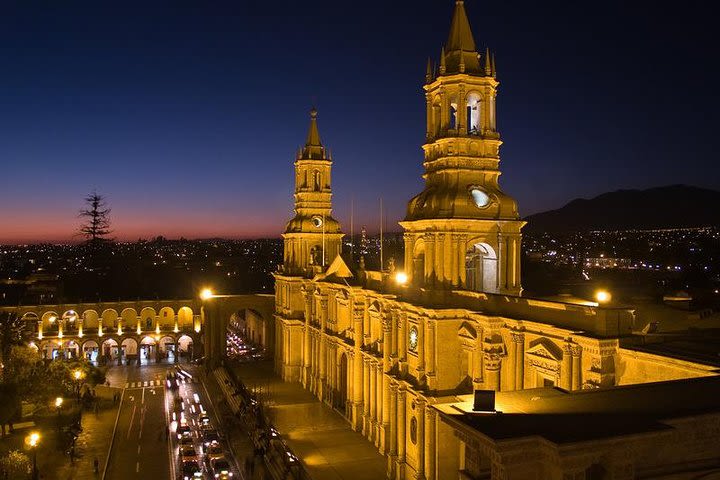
[204,443,224,461]
[177,425,192,440]
[180,445,199,462]
[208,457,233,479]
[201,428,220,447]
[181,460,202,480]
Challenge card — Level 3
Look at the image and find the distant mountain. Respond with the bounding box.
[524,185,720,232]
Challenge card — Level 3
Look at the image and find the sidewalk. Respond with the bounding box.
[201,368,270,480]
[229,360,387,480]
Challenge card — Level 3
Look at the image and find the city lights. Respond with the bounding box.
[200,288,214,300]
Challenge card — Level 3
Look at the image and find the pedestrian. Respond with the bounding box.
[93,457,99,474]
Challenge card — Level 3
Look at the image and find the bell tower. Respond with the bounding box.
[282,108,343,276]
[399,0,524,295]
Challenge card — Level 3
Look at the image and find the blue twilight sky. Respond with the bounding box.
[1,1,718,242]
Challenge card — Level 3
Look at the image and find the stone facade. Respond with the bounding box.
[272,2,719,480]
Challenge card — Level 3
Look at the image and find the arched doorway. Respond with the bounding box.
[177,335,193,362]
[465,242,498,293]
[82,340,100,363]
[64,340,80,359]
[101,338,119,365]
[159,336,176,362]
[121,338,138,365]
[140,336,157,364]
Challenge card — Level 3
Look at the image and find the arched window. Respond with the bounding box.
[465,242,498,293]
[466,92,481,134]
[313,170,321,191]
[449,103,458,130]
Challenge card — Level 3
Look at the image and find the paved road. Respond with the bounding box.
[104,365,170,480]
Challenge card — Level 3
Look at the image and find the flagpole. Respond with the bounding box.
[379,196,383,271]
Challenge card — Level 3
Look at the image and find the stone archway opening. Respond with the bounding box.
[177,335,194,362]
[101,338,119,365]
[465,242,498,293]
[139,336,158,365]
[159,335,176,363]
[121,338,138,365]
[82,340,100,364]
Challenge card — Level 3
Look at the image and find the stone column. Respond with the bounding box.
[319,296,328,399]
[370,362,378,432]
[426,321,436,390]
[363,357,371,436]
[415,399,426,480]
[512,332,524,390]
[387,382,399,478]
[396,389,407,478]
[484,353,501,391]
[303,293,312,387]
[417,319,425,378]
[425,93,433,139]
[424,407,436,480]
[571,345,582,391]
[37,320,43,340]
[562,344,573,390]
[424,234,435,286]
[375,364,383,447]
[352,305,364,430]
[382,320,393,452]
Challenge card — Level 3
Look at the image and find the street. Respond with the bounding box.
[103,364,170,480]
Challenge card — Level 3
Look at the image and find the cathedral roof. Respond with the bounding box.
[300,107,327,160]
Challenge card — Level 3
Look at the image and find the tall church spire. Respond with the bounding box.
[282,108,343,276]
[302,107,325,160]
[402,1,524,296]
[442,0,481,75]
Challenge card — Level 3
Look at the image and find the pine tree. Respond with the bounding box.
[78,191,112,244]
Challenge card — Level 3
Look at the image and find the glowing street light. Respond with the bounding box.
[55,397,63,409]
[595,290,612,304]
[394,272,408,285]
[199,288,214,300]
[25,431,40,480]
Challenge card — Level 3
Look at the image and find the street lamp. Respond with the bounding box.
[55,397,63,431]
[595,289,612,305]
[73,369,85,402]
[25,431,40,480]
[199,288,214,300]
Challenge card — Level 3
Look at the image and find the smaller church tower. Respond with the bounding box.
[400,0,524,295]
[282,108,343,276]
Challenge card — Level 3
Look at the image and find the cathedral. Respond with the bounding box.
[273,2,720,479]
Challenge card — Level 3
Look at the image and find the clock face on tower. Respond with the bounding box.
[408,326,418,352]
[470,188,490,208]
[312,216,323,228]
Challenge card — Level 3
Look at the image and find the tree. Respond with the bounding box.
[0,450,31,478]
[78,191,112,244]
[0,312,26,384]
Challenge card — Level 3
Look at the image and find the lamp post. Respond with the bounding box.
[55,396,63,431]
[73,369,85,403]
[26,431,40,480]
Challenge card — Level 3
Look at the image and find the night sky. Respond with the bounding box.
[1,1,718,243]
